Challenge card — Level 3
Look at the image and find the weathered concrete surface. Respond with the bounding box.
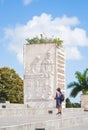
[24,44,66,108]
[81,94,88,108]
[0,103,27,109]
[0,108,88,130]
[59,124,88,130]
[0,108,84,117]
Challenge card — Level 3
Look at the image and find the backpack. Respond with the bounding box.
[60,93,64,102]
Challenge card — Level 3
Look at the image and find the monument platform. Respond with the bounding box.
[0,107,88,130]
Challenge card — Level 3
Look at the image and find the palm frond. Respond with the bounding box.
[68,68,88,98]
[70,86,82,97]
[67,81,80,89]
[83,68,88,82]
[75,71,83,84]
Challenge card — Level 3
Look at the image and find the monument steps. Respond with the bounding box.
[0,108,84,117]
[0,108,88,130]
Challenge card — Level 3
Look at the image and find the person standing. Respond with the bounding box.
[55,87,62,115]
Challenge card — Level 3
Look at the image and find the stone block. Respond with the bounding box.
[24,43,66,108]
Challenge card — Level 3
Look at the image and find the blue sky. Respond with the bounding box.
[0,0,88,103]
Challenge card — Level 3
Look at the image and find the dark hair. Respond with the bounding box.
[56,87,61,92]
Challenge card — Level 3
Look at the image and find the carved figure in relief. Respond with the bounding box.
[26,80,32,99]
[35,79,42,97]
[41,52,54,77]
[40,52,54,99]
[30,56,41,74]
[28,52,54,100]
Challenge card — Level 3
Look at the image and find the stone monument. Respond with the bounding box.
[24,43,66,108]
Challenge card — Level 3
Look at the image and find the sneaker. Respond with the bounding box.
[56,112,61,115]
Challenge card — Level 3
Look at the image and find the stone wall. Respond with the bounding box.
[81,94,88,109]
[0,102,27,108]
[24,43,66,108]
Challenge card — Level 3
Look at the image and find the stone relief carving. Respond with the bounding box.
[30,56,41,74]
[27,51,54,100]
[41,52,54,99]
[41,52,54,77]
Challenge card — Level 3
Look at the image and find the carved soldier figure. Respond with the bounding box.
[41,52,54,77]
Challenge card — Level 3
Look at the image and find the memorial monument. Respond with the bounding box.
[24,41,66,108]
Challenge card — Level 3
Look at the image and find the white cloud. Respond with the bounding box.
[65,47,82,60]
[23,0,33,5]
[3,13,88,64]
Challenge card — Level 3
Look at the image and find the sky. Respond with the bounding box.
[0,0,88,103]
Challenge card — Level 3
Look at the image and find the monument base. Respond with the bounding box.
[81,94,88,110]
[25,99,56,108]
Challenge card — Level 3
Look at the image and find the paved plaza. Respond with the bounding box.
[61,124,88,130]
[0,108,88,130]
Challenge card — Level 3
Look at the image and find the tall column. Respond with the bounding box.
[24,43,66,108]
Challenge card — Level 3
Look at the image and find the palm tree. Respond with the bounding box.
[68,68,88,97]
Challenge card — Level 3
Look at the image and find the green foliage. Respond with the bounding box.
[66,98,81,108]
[0,67,23,103]
[72,103,81,108]
[67,68,88,98]
[66,98,73,108]
[26,34,63,46]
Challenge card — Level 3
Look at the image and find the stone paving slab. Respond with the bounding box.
[0,108,84,117]
[0,108,88,130]
[0,112,88,129]
[59,123,88,130]
[0,115,58,127]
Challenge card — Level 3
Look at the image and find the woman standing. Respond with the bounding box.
[55,87,62,115]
